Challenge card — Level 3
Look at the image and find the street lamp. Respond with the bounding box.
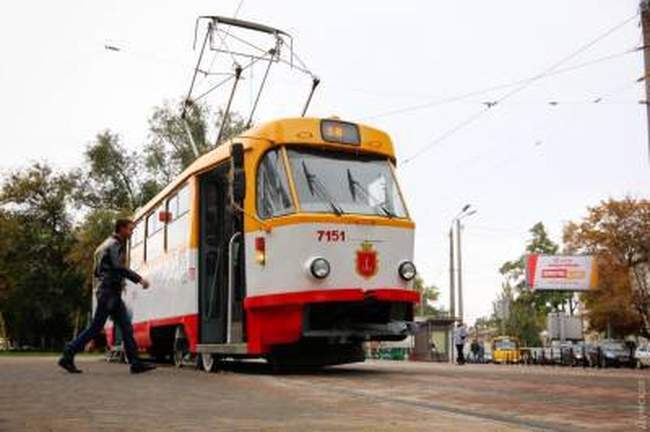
[449,204,474,319]
[455,207,477,323]
[448,204,475,363]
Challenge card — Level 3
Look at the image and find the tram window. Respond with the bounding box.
[168,194,176,215]
[146,205,164,237]
[166,183,189,220]
[177,184,190,216]
[166,184,190,251]
[287,148,408,218]
[146,204,165,261]
[132,220,144,247]
[130,220,145,268]
[256,149,294,219]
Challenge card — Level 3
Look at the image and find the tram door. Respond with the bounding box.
[198,167,245,345]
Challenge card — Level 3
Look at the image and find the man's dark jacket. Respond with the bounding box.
[93,234,142,294]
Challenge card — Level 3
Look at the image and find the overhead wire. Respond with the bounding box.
[409,70,644,208]
[360,46,643,120]
[398,12,640,167]
[464,75,644,107]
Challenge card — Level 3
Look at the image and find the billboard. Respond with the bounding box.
[526,254,597,291]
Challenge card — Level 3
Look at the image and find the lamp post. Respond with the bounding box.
[456,208,476,323]
[448,204,475,363]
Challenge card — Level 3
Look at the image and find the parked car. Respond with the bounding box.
[544,341,575,365]
[634,344,650,369]
[587,340,633,368]
[570,341,589,367]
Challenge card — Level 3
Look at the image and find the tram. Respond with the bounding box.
[108,117,419,370]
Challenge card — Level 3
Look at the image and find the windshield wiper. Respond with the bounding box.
[302,161,343,216]
[346,169,395,218]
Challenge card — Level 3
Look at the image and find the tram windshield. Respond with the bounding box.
[286,148,408,218]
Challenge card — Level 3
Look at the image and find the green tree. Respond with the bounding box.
[144,100,247,185]
[77,131,149,212]
[0,97,249,349]
[495,222,572,345]
[0,164,84,349]
[413,276,444,316]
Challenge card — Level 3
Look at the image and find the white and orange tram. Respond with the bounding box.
[109,117,419,370]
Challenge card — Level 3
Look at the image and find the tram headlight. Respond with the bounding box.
[398,261,417,281]
[309,257,331,279]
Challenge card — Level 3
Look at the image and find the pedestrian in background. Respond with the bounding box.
[454,322,468,365]
[470,339,480,363]
[58,219,156,374]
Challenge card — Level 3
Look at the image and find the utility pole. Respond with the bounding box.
[448,226,456,364]
[641,0,650,161]
[456,218,464,323]
[449,227,456,320]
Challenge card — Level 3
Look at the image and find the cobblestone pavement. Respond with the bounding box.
[0,356,647,431]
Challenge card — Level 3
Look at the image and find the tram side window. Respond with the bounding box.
[256,149,294,219]
[167,183,190,251]
[146,204,165,261]
[130,220,145,269]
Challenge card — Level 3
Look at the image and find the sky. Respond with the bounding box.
[1,1,649,324]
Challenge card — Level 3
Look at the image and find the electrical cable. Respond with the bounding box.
[399,13,640,167]
[360,46,642,121]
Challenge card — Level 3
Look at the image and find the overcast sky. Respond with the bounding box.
[2,1,648,324]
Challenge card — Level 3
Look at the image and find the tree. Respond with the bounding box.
[563,197,650,338]
[494,222,572,346]
[78,131,148,212]
[0,164,84,349]
[0,96,249,349]
[79,102,248,213]
[144,100,247,185]
[413,276,444,316]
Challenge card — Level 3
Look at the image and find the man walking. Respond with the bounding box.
[58,219,155,374]
[454,322,468,365]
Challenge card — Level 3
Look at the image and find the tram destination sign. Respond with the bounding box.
[526,254,597,291]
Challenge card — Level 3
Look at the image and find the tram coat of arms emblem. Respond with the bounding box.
[356,241,378,279]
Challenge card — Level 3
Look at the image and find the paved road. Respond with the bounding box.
[0,356,647,431]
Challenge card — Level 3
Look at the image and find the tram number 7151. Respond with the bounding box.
[317,230,346,242]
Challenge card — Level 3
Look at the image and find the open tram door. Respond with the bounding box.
[196,144,247,369]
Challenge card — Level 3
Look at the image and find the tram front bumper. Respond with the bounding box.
[303,320,419,340]
[244,288,420,354]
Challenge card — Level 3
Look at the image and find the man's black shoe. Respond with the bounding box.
[58,354,82,374]
[130,362,156,374]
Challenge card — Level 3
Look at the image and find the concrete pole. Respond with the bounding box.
[449,226,456,363]
[456,218,464,323]
[641,0,650,162]
[449,227,456,318]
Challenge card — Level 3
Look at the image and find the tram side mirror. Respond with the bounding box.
[230,143,246,203]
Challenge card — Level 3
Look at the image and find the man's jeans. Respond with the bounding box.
[456,344,465,364]
[67,291,140,365]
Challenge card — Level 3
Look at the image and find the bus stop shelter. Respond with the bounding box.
[412,316,456,362]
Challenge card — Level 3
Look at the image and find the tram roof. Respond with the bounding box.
[132,117,395,221]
